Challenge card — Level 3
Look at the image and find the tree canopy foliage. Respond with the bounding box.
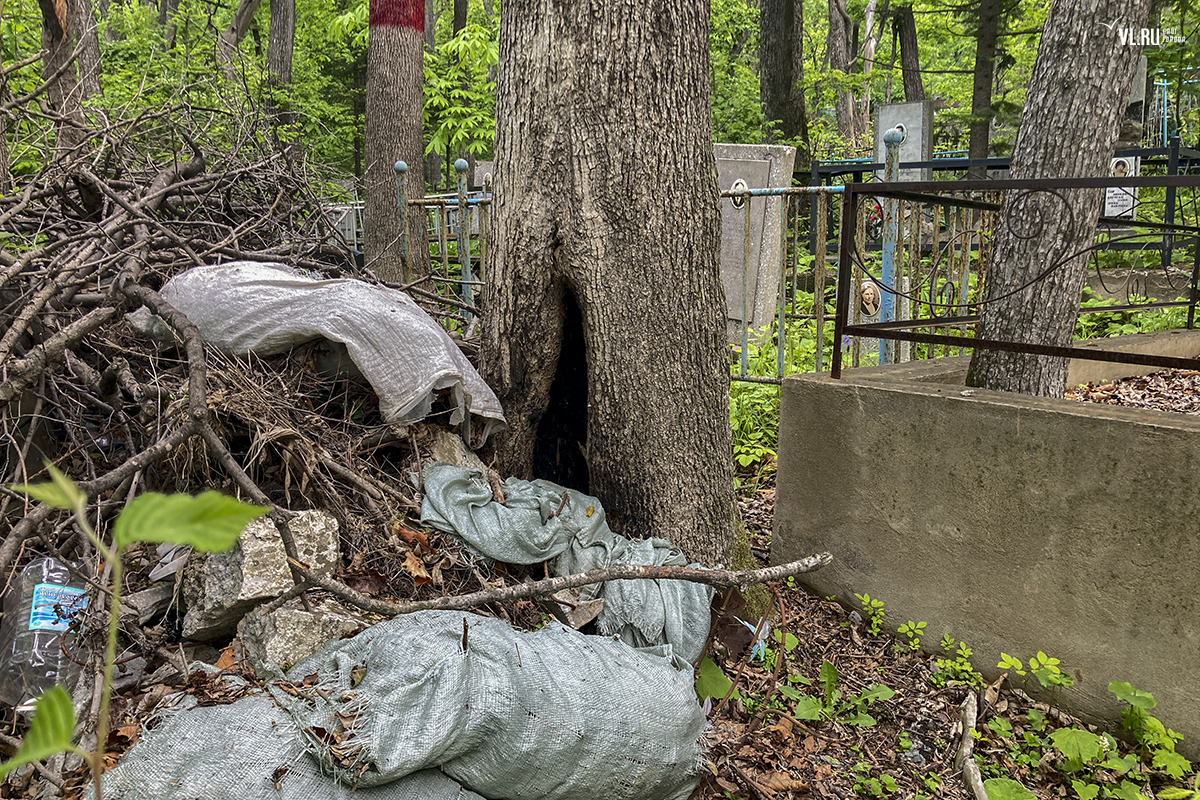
[2,0,1198,183]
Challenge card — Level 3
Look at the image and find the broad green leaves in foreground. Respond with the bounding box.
[0,687,77,779]
[112,491,268,551]
[11,464,85,511]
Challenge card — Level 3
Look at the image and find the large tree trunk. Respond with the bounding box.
[965,0,1151,396]
[966,0,999,178]
[828,0,857,139]
[896,5,923,101]
[760,0,810,161]
[364,0,429,282]
[482,0,736,564]
[266,0,296,140]
[70,0,103,99]
[217,0,263,81]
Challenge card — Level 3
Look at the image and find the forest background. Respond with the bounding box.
[2,0,1197,200]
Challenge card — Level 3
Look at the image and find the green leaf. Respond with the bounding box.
[983,778,1037,800]
[778,685,803,701]
[783,632,799,653]
[842,710,877,726]
[1109,780,1149,800]
[793,695,825,721]
[820,660,840,703]
[112,491,268,551]
[1156,789,1195,800]
[988,717,1014,738]
[695,657,733,700]
[11,463,85,510]
[1108,681,1158,710]
[0,686,77,779]
[1101,754,1139,775]
[1154,750,1192,780]
[1050,728,1104,764]
[859,684,895,703]
[1071,780,1101,800]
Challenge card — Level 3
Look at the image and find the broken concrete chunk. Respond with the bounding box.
[237,600,367,672]
[182,511,339,640]
[125,584,175,625]
[431,430,487,472]
[284,511,339,577]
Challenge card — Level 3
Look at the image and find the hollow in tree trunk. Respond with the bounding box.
[482,0,736,565]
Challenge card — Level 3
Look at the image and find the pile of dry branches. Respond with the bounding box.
[0,91,447,603]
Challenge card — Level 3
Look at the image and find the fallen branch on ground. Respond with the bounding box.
[955,692,988,800]
[261,552,835,618]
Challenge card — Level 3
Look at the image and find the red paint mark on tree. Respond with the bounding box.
[369,0,424,30]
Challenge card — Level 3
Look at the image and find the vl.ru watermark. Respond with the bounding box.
[1100,20,1186,46]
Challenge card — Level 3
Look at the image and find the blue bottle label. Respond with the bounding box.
[29,584,88,631]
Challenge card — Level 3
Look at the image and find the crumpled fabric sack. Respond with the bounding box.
[419,463,714,665]
[127,261,505,443]
[95,611,705,800]
[94,686,484,800]
[270,610,705,800]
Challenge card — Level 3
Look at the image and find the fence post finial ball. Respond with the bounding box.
[394,161,408,173]
[454,159,469,173]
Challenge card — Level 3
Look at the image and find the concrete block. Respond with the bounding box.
[772,331,1200,757]
[182,511,339,640]
[237,600,368,672]
[715,143,796,342]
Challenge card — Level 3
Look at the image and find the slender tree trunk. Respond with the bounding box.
[0,79,10,194]
[423,0,439,188]
[159,0,179,46]
[965,0,1151,396]
[896,5,923,101]
[70,0,102,99]
[828,0,856,139]
[424,0,436,50]
[217,0,263,81]
[760,0,810,160]
[482,0,736,564]
[266,0,295,143]
[38,0,87,160]
[967,0,999,178]
[364,0,429,282]
[452,0,466,33]
[857,0,883,134]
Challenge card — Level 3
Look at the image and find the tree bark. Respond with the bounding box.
[828,0,857,138]
[482,0,737,565]
[266,0,296,140]
[896,5,923,101]
[424,0,437,50]
[452,0,466,33]
[966,0,999,178]
[760,0,810,161]
[70,0,103,99]
[38,0,87,160]
[364,0,429,282]
[965,0,1152,396]
[857,0,883,135]
[217,0,263,81]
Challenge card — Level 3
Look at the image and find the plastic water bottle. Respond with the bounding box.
[0,558,88,707]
